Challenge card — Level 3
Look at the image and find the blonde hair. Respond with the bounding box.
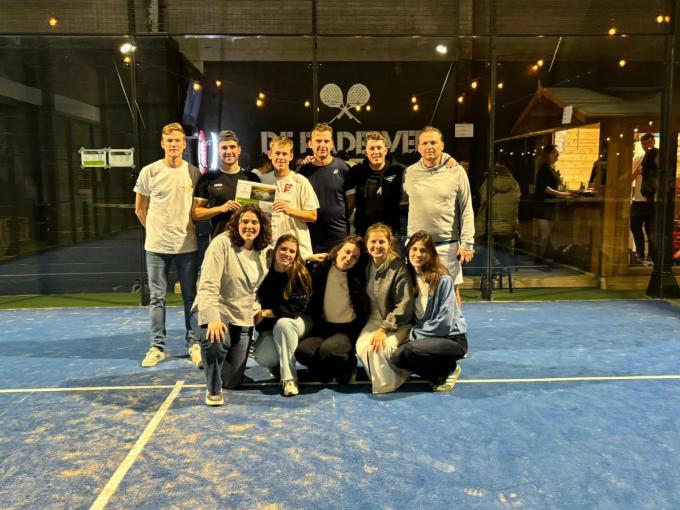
[161,122,185,138]
[311,122,333,136]
[365,131,386,144]
[269,136,294,151]
[365,223,400,261]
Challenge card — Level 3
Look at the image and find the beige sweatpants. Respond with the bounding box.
[356,318,411,394]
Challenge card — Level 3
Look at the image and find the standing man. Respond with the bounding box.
[403,126,474,307]
[349,131,405,237]
[298,123,355,253]
[630,133,657,265]
[134,122,201,368]
[269,136,319,258]
[192,130,260,239]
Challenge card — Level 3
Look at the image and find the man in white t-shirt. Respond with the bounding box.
[134,122,201,368]
[269,136,319,258]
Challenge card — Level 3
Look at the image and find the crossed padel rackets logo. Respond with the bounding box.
[320,83,370,124]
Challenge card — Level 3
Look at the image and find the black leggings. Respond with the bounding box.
[392,334,468,384]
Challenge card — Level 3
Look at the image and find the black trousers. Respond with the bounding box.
[630,201,654,258]
[392,334,468,385]
[296,322,357,383]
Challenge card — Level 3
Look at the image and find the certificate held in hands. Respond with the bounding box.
[235,180,276,213]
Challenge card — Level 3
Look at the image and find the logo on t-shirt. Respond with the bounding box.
[283,183,293,193]
[333,169,339,175]
[213,183,223,188]
[385,175,396,183]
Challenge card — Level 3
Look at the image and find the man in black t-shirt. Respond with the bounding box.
[298,123,355,253]
[349,131,405,237]
[192,130,260,239]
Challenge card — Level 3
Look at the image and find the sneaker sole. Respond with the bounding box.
[205,394,224,406]
[433,366,462,393]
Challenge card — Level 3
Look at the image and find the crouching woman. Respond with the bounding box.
[356,223,413,394]
[193,204,272,406]
[253,234,313,397]
[392,231,468,392]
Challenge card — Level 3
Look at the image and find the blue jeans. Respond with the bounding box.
[192,309,252,394]
[146,250,198,350]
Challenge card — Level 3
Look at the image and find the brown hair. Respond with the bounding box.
[364,223,401,261]
[225,204,271,250]
[328,233,366,269]
[418,126,443,142]
[405,231,449,296]
[272,234,312,300]
[365,131,386,144]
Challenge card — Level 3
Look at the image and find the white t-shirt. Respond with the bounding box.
[271,171,319,258]
[632,154,645,202]
[414,275,430,320]
[133,159,200,254]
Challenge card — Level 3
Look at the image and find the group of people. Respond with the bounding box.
[133,121,475,405]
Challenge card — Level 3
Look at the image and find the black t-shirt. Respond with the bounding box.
[349,157,404,236]
[194,169,260,237]
[299,157,353,252]
[534,163,560,203]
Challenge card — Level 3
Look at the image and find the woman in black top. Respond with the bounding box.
[533,144,574,261]
[253,234,313,397]
[295,234,370,384]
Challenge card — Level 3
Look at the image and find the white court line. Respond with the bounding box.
[0,384,176,394]
[1,374,680,395]
[89,380,184,510]
[459,374,680,384]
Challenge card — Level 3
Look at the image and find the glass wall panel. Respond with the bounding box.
[487,34,667,296]
[0,36,139,296]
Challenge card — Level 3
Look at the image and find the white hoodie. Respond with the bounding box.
[403,152,475,250]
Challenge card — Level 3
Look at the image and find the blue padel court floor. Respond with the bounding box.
[1,300,679,509]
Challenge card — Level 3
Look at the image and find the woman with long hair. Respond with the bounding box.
[355,223,413,394]
[391,231,468,392]
[253,234,313,396]
[295,234,370,384]
[192,204,272,406]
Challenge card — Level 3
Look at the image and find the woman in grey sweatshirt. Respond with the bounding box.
[356,223,413,394]
[192,204,272,406]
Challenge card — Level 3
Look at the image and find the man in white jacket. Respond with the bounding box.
[403,126,474,306]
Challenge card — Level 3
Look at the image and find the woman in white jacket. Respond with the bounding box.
[192,204,272,406]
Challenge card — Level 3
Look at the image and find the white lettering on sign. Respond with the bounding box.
[261,130,420,155]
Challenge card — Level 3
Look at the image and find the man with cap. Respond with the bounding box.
[192,130,261,239]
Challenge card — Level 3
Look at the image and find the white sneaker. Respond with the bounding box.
[140,346,165,368]
[205,390,224,406]
[282,379,299,397]
[188,343,203,369]
[433,366,462,393]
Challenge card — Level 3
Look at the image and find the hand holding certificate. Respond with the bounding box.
[235,180,276,213]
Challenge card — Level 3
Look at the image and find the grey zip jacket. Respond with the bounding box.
[366,254,414,332]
